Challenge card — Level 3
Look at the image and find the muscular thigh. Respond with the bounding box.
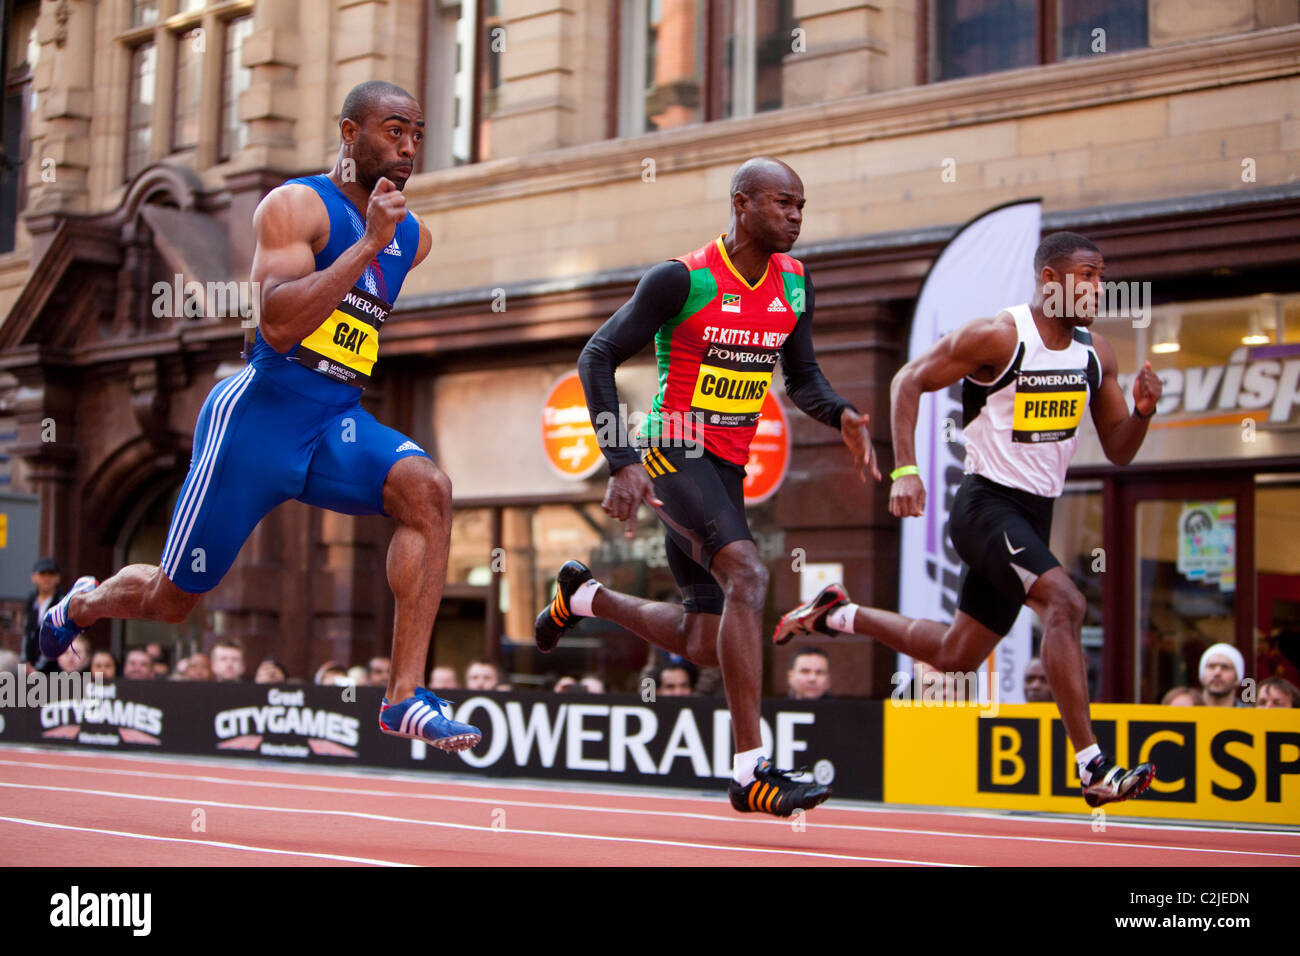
[299,405,431,516]
[161,369,317,594]
[950,475,1058,637]
[645,445,750,613]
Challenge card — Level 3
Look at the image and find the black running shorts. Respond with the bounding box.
[639,444,753,615]
[949,474,1059,636]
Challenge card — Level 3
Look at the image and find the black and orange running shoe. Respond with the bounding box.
[772,583,849,645]
[1082,755,1156,807]
[728,757,831,817]
[534,560,593,653]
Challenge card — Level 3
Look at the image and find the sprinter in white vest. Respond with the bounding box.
[774,231,1164,807]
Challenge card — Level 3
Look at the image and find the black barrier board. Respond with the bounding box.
[0,680,883,800]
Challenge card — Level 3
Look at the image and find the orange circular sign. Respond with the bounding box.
[743,391,790,503]
[542,372,603,480]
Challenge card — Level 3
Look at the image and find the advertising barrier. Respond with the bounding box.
[0,679,883,800]
[4,680,1296,824]
[884,702,1300,825]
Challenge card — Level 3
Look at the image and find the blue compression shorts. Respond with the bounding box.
[159,364,429,593]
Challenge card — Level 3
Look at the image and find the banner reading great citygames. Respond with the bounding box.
[898,200,1042,704]
[884,702,1300,825]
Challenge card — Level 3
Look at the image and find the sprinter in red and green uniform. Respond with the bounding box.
[534,157,881,817]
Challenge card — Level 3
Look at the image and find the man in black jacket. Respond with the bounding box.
[22,558,64,675]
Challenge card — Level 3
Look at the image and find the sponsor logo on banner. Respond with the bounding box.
[542,371,604,480]
[1127,343,1300,426]
[441,697,822,780]
[38,681,163,747]
[885,702,1300,825]
[213,687,360,759]
[390,696,881,798]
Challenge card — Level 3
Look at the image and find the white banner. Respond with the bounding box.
[897,201,1042,704]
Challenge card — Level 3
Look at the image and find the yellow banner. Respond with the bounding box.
[884,702,1300,824]
[300,310,380,376]
[691,365,769,414]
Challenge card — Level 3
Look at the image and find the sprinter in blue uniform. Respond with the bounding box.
[41,81,480,751]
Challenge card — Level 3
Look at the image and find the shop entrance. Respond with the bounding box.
[1107,474,1255,703]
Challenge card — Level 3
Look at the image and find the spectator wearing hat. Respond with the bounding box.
[1198,643,1246,707]
[22,558,64,675]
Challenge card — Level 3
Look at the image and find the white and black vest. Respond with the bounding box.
[962,304,1101,499]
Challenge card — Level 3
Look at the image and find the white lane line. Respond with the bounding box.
[6,747,1300,839]
[0,782,956,866]
[4,755,1296,857]
[2,770,1293,863]
[4,747,1298,838]
[0,815,411,866]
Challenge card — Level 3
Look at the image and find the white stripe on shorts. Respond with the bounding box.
[162,366,256,578]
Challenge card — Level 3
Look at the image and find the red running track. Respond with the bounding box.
[1,745,1297,867]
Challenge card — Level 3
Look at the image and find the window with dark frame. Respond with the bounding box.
[122,2,256,182]
[1,2,40,254]
[617,0,799,138]
[220,16,254,160]
[1056,0,1148,60]
[172,30,204,152]
[929,0,1148,83]
[126,41,157,181]
[131,0,159,29]
[421,0,499,170]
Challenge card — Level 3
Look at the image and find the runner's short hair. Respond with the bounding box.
[340,81,416,128]
[1033,231,1099,275]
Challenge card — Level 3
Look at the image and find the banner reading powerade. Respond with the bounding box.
[0,680,882,800]
[899,200,1042,704]
[884,702,1300,825]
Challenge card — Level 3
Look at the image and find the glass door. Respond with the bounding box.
[1111,476,1255,703]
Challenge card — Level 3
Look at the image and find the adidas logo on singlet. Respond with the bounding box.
[382,236,401,256]
[766,297,787,312]
[395,440,424,454]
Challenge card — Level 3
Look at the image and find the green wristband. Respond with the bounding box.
[890,465,919,482]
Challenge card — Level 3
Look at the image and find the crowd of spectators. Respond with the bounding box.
[22,630,1300,709]
[9,554,1294,710]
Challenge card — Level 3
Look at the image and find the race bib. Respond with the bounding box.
[1012,369,1088,442]
[296,285,391,387]
[690,343,779,428]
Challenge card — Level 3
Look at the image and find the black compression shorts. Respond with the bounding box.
[640,444,752,615]
[949,474,1059,636]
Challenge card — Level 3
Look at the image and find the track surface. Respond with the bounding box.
[3,745,1297,867]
